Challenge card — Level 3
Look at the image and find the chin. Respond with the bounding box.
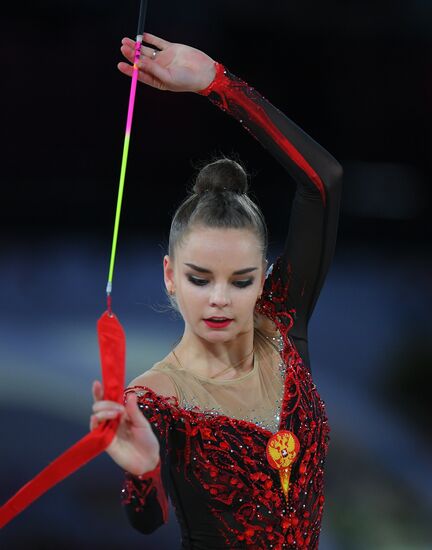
[201,324,252,344]
[201,330,235,344]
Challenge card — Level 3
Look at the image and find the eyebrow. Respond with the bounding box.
[184,263,258,275]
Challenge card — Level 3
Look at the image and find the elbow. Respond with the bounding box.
[302,160,343,205]
[126,508,168,534]
[130,516,166,535]
[321,160,343,205]
[326,160,343,191]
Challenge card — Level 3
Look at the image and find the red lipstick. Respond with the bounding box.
[204,317,233,329]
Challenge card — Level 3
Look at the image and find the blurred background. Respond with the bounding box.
[1,0,431,548]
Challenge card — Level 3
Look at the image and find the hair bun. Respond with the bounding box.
[193,158,248,195]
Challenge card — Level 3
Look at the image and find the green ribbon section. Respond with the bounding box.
[107,132,131,294]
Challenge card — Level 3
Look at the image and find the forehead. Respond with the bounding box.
[177,227,262,268]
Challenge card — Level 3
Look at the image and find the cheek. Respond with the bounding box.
[176,283,205,318]
[237,287,261,313]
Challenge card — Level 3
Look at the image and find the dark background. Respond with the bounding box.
[1,1,431,549]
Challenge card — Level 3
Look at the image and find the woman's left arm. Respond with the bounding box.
[119,35,343,369]
[198,64,343,369]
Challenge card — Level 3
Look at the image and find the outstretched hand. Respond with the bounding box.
[118,33,216,93]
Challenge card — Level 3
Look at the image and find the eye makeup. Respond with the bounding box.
[186,274,254,288]
[233,279,254,288]
[187,275,208,286]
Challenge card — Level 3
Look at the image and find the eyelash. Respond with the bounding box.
[187,275,254,288]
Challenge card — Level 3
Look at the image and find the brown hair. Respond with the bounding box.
[168,157,268,259]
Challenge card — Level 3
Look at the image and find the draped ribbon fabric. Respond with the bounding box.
[0,311,125,528]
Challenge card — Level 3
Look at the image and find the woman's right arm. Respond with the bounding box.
[91,374,175,533]
[91,380,161,476]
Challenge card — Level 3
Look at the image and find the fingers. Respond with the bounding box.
[90,380,126,431]
[92,380,104,402]
[120,39,157,63]
[90,400,124,431]
[89,410,121,431]
[142,32,171,50]
[120,41,136,65]
[140,44,159,60]
[120,33,171,63]
[120,35,168,61]
[122,33,171,51]
[117,59,166,91]
[120,42,159,65]
[93,399,124,414]
[117,61,134,79]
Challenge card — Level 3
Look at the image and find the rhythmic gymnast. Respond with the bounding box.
[90,32,343,549]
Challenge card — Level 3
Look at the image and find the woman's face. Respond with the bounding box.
[164,226,266,344]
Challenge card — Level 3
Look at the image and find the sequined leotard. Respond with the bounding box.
[121,62,343,549]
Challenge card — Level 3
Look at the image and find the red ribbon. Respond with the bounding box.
[0,311,125,528]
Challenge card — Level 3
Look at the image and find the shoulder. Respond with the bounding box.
[127,368,178,400]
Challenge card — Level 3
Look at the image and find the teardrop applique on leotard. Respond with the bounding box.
[266,430,301,501]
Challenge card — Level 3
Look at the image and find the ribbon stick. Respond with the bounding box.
[107,0,148,313]
[0,0,148,529]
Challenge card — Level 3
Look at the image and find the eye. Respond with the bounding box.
[187,275,208,286]
[233,279,253,288]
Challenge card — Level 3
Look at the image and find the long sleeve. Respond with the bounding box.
[121,459,169,533]
[120,387,172,534]
[199,63,343,370]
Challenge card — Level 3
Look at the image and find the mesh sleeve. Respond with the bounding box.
[200,63,343,370]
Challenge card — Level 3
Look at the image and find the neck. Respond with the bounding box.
[173,324,255,379]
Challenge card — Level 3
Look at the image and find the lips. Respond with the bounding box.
[204,317,233,329]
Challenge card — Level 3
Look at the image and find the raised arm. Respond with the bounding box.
[118,34,343,369]
[198,63,343,369]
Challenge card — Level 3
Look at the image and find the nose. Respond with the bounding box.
[209,283,231,308]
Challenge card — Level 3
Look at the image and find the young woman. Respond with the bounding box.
[90,32,343,549]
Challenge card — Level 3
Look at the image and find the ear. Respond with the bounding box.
[163,255,175,294]
[259,258,268,297]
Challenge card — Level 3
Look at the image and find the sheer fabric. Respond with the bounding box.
[151,328,285,434]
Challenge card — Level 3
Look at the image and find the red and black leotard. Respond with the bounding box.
[121,63,343,549]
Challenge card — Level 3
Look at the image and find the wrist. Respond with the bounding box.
[130,457,161,480]
[197,61,226,95]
